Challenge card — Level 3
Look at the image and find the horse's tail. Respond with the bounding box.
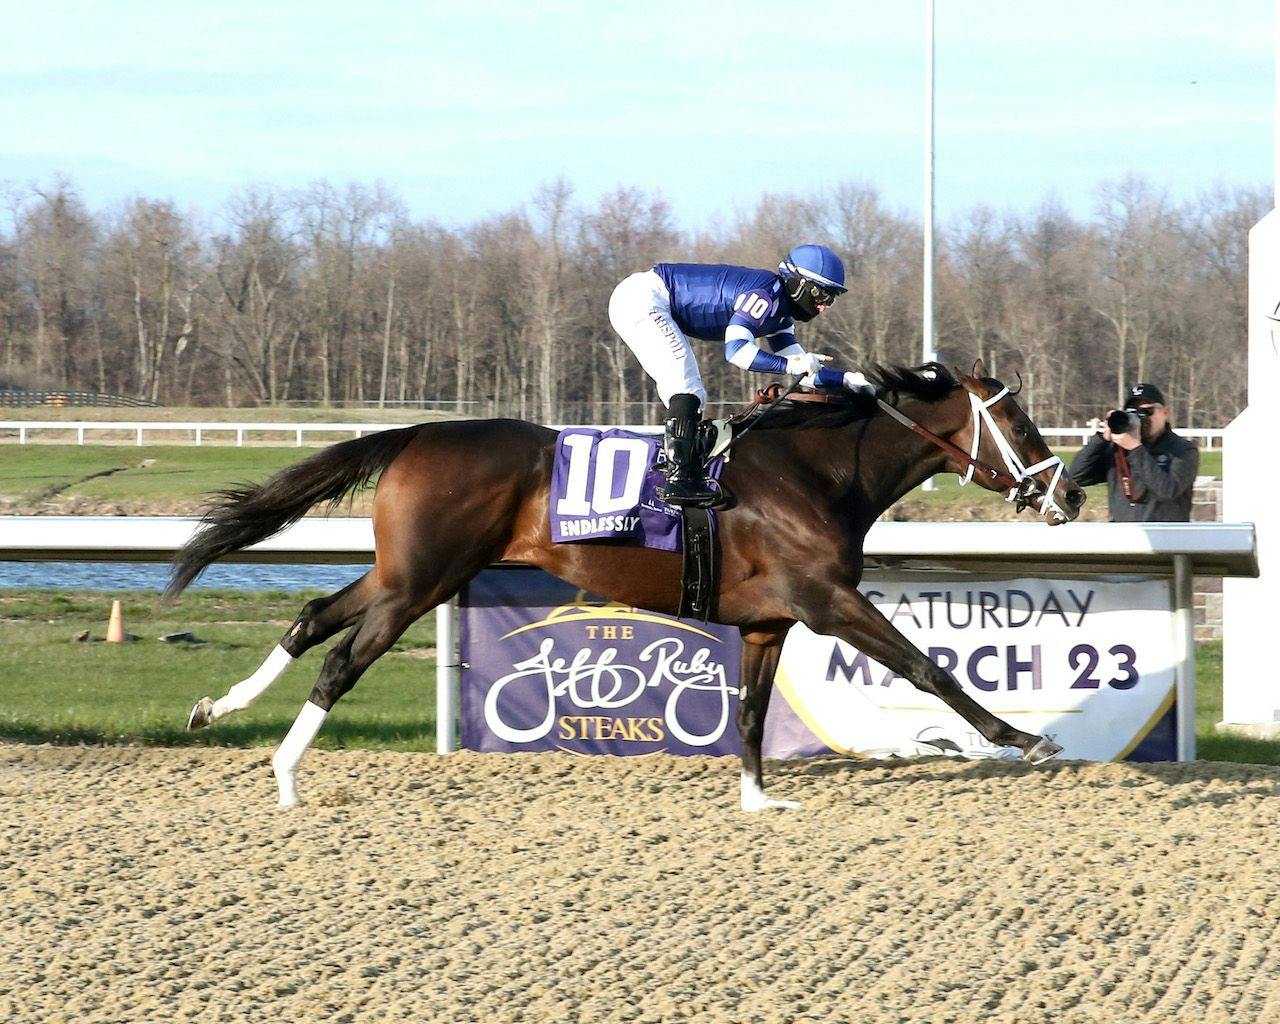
[164,425,421,600]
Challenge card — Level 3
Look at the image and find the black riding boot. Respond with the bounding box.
[659,395,718,507]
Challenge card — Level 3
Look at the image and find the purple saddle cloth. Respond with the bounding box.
[549,428,721,553]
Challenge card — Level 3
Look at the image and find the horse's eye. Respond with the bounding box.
[1012,425,1029,440]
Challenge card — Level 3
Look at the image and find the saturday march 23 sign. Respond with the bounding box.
[459,569,1179,761]
[771,575,1178,762]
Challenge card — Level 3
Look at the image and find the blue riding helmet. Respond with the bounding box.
[779,244,848,321]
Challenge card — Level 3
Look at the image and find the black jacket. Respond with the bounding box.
[1068,428,1199,522]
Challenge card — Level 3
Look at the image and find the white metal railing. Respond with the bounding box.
[0,516,1256,575]
[1039,426,1226,450]
[0,421,392,446]
[0,420,1230,449]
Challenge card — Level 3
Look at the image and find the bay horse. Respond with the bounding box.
[170,361,1085,810]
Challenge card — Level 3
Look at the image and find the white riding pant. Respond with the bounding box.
[609,270,707,408]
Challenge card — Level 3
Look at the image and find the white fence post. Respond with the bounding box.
[1173,553,1197,761]
[435,598,460,754]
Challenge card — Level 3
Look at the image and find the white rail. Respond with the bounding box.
[1038,426,1226,450]
[0,516,1257,577]
[0,420,1230,449]
[0,421,394,446]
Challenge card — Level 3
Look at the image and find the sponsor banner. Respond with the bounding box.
[460,570,1179,762]
[461,569,742,755]
[773,576,1178,762]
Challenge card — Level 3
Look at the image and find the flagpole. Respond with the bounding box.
[922,0,938,490]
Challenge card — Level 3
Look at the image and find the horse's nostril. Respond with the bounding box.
[1066,488,1085,508]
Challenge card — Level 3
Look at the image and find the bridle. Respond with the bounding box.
[876,386,1070,522]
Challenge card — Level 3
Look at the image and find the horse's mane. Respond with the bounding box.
[744,362,960,431]
[870,362,960,401]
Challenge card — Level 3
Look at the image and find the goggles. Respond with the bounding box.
[796,279,844,307]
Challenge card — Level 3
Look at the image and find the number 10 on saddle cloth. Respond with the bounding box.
[549,428,723,553]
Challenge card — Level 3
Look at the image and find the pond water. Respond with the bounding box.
[0,562,369,592]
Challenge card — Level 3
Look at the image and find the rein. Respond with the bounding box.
[875,398,1019,491]
[877,387,1069,520]
[716,379,805,459]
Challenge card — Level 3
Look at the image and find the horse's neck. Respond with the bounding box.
[838,394,968,514]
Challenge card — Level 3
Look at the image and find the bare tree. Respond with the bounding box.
[208,191,301,405]
[15,181,95,388]
[0,172,1258,427]
[101,198,202,402]
[1091,176,1183,407]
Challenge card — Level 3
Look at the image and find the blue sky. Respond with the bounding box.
[0,0,1273,227]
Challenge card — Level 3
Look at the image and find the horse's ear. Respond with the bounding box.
[952,364,976,387]
[971,358,989,379]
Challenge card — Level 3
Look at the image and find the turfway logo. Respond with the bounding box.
[482,596,736,747]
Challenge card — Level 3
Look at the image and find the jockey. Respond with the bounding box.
[608,243,872,505]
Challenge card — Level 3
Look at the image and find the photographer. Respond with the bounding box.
[1068,383,1199,522]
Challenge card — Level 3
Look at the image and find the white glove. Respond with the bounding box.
[843,371,876,395]
[784,351,831,377]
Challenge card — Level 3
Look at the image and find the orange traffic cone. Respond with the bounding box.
[106,600,125,644]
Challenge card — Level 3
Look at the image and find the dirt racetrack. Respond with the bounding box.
[3,743,1278,1024]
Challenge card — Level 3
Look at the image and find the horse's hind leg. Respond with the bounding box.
[187,571,379,730]
[271,426,538,804]
[271,585,440,806]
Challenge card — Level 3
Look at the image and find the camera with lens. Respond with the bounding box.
[1105,408,1149,437]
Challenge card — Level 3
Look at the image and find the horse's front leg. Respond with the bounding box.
[737,628,795,812]
[803,586,1061,763]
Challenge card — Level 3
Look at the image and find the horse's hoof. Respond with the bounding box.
[742,795,802,813]
[1024,737,1062,764]
[187,697,215,731]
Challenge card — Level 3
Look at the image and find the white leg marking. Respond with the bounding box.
[211,645,295,721]
[740,769,800,813]
[272,700,328,807]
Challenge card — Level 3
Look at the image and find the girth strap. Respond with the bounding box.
[678,506,717,623]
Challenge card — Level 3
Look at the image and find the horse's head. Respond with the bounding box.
[951,361,1085,525]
